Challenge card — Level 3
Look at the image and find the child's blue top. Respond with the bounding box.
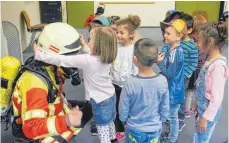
[158,44,184,105]
[119,74,169,132]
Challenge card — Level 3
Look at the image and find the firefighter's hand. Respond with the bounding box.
[65,106,82,127]
[33,43,39,54]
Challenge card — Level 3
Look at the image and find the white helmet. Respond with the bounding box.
[38,22,81,55]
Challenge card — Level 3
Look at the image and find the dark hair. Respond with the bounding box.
[134,38,158,66]
[163,11,184,23]
[198,22,228,49]
[116,15,141,32]
[180,14,194,30]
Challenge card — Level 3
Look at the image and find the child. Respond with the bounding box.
[119,38,169,143]
[110,15,141,135]
[178,14,199,128]
[193,22,228,143]
[80,15,111,136]
[189,15,208,113]
[158,19,187,143]
[34,26,118,143]
[161,10,184,43]
[88,16,111,32]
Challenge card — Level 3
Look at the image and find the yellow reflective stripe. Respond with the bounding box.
[41,136,55,143]
[61,131,72,140]
[58,111,65,116]
[17,98,21,104]
[70,126,76,131]
[17,78,23,86]
[73,128,82,135]
[70,126,82,135]
[33,133,53,140]
[47,116,58,135]
[12,103,19,116]
[49,104,55,116]
[63,104,70,114]
[23,110,47,121]
[53,97,60,104]
[13,90,20,98]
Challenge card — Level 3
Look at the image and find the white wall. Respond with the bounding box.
[94,1,175,27]
[1,1,41,51]
[224,1,228,12]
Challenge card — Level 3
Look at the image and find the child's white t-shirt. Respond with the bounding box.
[110,43,139,87]
[35,51,115,103]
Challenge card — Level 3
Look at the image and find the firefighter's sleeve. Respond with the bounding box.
[21,84,68,139]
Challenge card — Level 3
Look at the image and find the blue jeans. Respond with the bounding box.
[90,95,116,126]
[125,128,161,143]
[193,107,222,143]
[169,104,180,142]
[179,77,190,120]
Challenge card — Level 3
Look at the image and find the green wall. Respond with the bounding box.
[67,1,94,28]
[176,1,220,22]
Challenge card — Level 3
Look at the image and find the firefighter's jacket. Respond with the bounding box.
[12,67,82,142]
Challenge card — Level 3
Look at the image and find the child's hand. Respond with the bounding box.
[80,34,86,47]
[157,52,165,62]
[33,43,40,54]
[197,116,207,132]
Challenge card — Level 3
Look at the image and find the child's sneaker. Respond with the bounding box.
[185,111,191,119]
[111,138,119,143]
[116,132,125,141]
[178,120,186,132]
[90,127,98,136]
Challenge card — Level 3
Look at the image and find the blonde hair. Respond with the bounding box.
[93,27,117,64]
[192,15,207,33]
[116,15,141,32]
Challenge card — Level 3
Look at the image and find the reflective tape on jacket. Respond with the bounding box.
[41,136,55,143]
[12,103,19,116]
[47,116,58,135]
[53,97,61,104]
[63,104,70,114]
[70,127,82,135]
[58,111,65,116]
[49,104,55,116]
[61,130,72,141]
[23,109,47,121]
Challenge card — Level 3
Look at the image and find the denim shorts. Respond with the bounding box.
[90,95,116,126]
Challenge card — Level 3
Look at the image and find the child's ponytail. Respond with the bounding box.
[116,15,141,32]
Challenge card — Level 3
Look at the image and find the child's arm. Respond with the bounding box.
[158,50,183,79]
[119,83,130,123]
[159,84,170,122]
[35,50,89,70]
[79,44,91,54]
[78,34,91,54]
[202,64,228,121]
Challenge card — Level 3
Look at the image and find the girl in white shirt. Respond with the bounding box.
[34,27,118,143]
[110,15,141,135]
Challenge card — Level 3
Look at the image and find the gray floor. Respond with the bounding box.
[1,28,228,143]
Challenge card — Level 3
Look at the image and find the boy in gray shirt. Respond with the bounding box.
[119,38,169,143]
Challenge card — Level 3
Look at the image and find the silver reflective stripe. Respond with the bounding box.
[47,116,58,135]
[49,104,55,116]
[41,136,55,143]
[23,110,47,121]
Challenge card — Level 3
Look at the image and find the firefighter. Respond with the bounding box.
[11,22,83,143]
